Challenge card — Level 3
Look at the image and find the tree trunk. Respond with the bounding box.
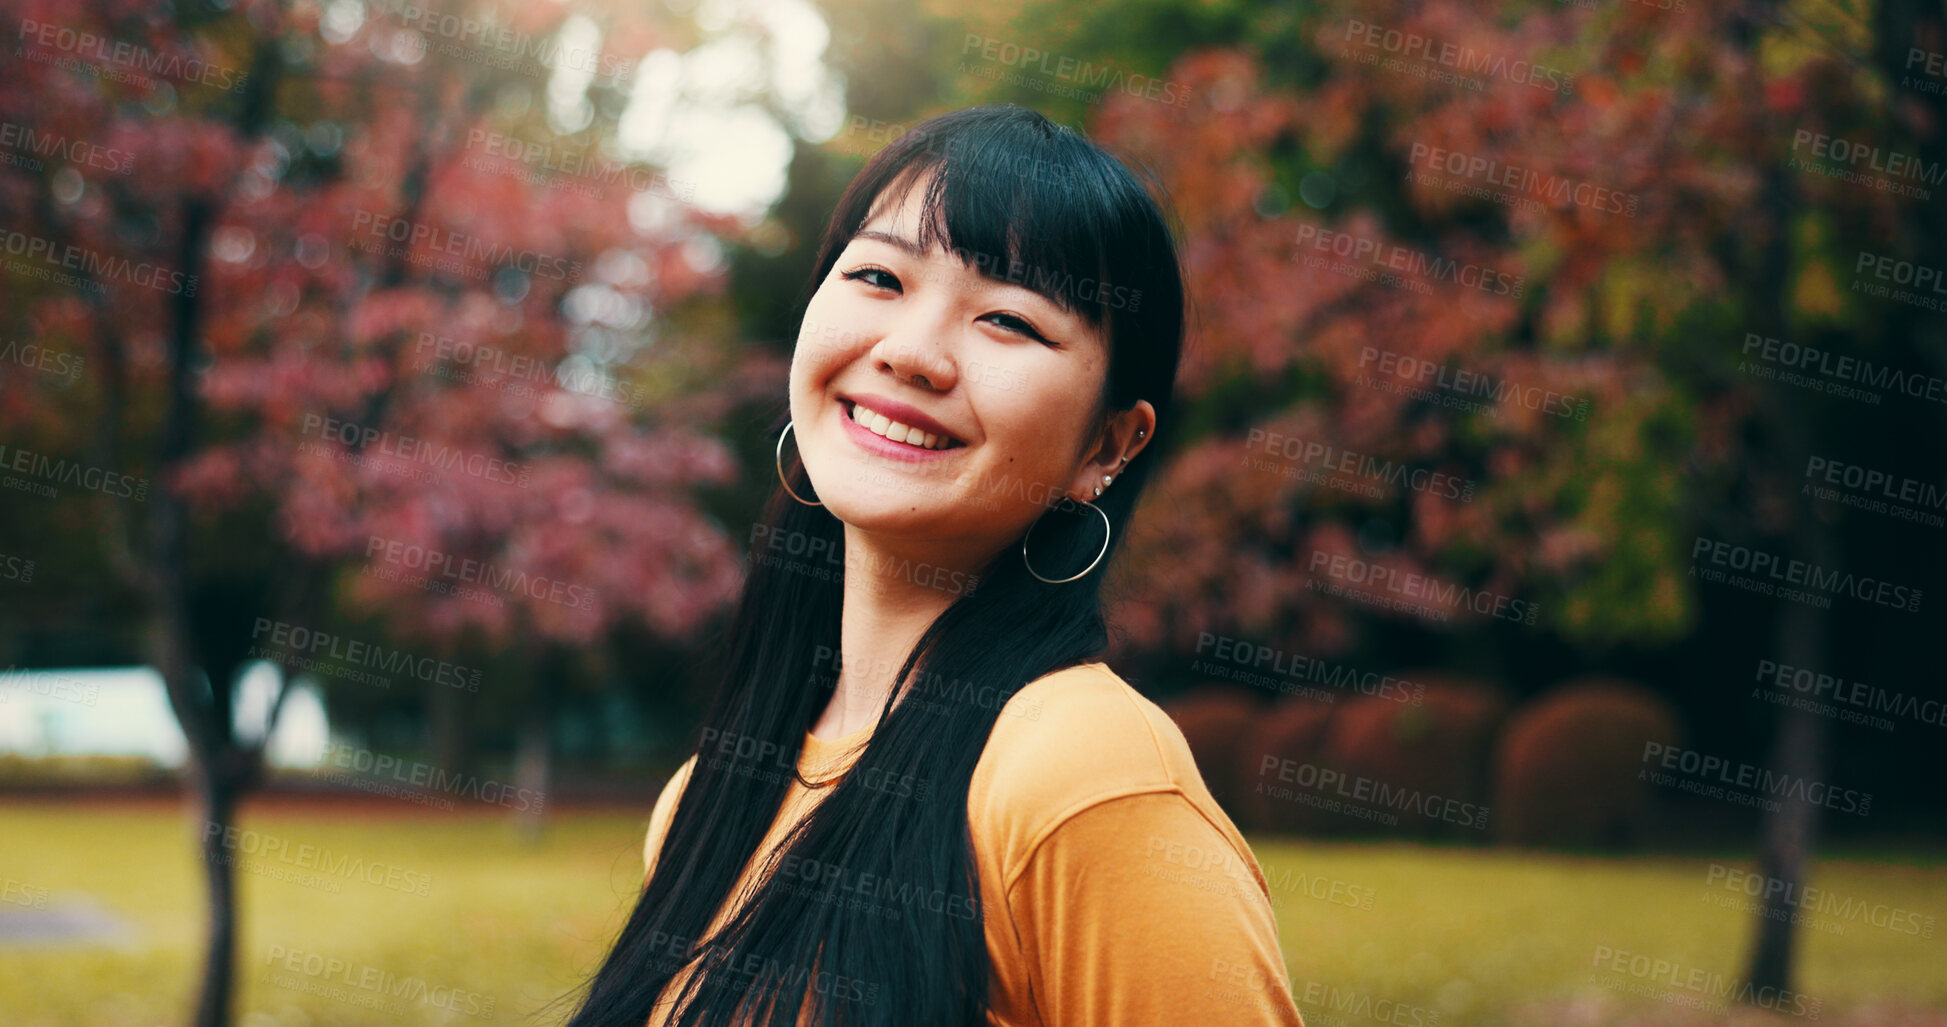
[428,675,468,773]
[1742,537,1832,992]
[514,681,554,844]
[191,763,243,1027]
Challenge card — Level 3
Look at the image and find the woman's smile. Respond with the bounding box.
[836,395,967,462]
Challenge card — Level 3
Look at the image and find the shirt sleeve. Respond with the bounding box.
[1005,790,1306,1026]
[643,756,696,883]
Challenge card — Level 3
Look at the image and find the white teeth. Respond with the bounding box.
[848,402,954,450]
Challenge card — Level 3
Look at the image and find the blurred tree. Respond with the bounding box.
[965,0,1945,1003]
[0,0,791,1022]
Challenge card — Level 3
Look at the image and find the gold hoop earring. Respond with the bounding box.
[1022,497,1111,584]
[775,421,822,507]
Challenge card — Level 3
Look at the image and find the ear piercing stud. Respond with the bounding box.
[1098,431,1146,496]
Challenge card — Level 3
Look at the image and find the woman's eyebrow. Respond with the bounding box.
[851,229,925,257]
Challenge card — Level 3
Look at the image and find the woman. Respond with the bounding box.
[567,104,1306,1026]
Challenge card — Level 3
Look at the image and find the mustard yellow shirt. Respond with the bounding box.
[641,660,1306,1026]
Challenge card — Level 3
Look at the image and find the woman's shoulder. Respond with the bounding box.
[970,661,1217,865]
[986,660,1191,771]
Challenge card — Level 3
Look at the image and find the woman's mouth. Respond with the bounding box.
[843,399,964,452]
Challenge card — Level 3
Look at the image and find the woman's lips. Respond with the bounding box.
[846,398,959,450]
[838,399,963,461]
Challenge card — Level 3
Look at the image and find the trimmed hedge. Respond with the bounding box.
[1235,697,1337,834]
[1316,673,1508,840]
[1492,677,1680,850]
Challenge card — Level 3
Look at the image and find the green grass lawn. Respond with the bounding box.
[0,799,1941,1026]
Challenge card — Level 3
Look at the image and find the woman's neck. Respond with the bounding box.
[812,526,992,739]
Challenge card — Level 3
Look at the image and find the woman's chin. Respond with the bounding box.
[824,494,957,536]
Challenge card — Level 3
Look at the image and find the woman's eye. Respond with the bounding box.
[985,313,1052,344]
[840,267,900,291]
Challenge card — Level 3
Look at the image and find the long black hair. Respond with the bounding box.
[565,103,1188,1027]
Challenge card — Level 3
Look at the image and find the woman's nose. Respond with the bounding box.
[872,317,958,392]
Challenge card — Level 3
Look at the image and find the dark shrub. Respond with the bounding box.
[1235,697,1338,835]
[1493,677,1680,849]
[1315,673,1508,840]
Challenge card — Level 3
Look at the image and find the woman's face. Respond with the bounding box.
[787,166,1153,569]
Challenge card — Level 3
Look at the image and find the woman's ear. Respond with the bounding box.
[1068,399,1155,500]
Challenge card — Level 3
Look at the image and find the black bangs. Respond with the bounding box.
[811,104,1176,361]
[897,124,1119,334]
